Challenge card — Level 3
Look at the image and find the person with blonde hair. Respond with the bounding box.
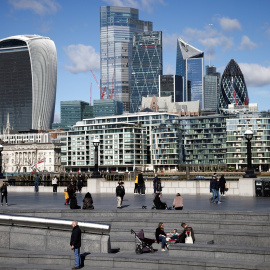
[172,193,183,210]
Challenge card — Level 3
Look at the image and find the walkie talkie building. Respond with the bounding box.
[218,59,249,112]
[0,35,57,131]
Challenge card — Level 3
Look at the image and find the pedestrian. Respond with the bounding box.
[64,189,69,205]
[134,174,139,194]
[82,192,94,210]
[116,181,125,208]
[215,178,221,204]
[156,179,162,193]
[77,174,83,193]
[172,193,183,210]
[34,174,40,192]
[70,220,81,270]
[138,173,145,194]
[209,173,217,203]
[153,173,158,194]
[219,175,226,196]
[1,181,8,206]
[52,176,58,193]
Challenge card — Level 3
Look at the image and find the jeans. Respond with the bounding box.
[35,183,39,192]
[215,190,220,202]
[211,189,217,202]
[74,248,81,267]
[158,235,167,248]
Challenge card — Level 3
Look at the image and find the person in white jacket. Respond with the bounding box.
[52,176,58,193]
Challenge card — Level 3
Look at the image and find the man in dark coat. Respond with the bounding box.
[70,221,81,269]
[116,182,125,208]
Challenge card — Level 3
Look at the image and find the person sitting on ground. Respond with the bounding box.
[172,193,184,210]
[155,222,169,251]
[153,193,167,209]
[169,229,179,240]
[82,192,94,210]
[176,222,195,243]
[70,194,81,210]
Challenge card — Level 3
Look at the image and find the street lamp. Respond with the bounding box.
[243,130,256,178]
[0,144,3,179]
[92,138,101,178]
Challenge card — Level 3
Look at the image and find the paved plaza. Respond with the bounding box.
[1,191,270,212]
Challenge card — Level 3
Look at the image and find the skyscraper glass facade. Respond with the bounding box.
[218,59,249,112]
[130,31,162,113]
[176,38,204,108]
[0,35,57,131]
[100,6,152,112]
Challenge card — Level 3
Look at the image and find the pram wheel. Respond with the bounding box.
[136,245,143,254]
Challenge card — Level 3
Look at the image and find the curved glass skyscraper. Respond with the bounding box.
[218,59,249,111]
[0,35,57,131]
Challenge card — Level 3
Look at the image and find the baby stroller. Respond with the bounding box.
[131,229,155,254]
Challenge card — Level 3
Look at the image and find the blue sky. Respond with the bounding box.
[1,0,270,122]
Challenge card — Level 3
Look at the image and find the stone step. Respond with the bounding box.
[0,248,269,270]
[169,243,270,263]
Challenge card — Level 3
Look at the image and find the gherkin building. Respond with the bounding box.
[218,59,249,111]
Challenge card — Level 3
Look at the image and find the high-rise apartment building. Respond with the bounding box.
[176,38,204,108]
[204,65,220,112]
[130,31,162,113]
[100,6,152,112]
[61,101,93,129]
[0,35,57,132]
[218,59,249,112]
[159,75,184,102]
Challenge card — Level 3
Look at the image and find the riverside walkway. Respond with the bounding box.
[1,191,270,212]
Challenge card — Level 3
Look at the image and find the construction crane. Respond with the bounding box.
[90,82,92,105]
[109,70,115,99]
[90,70,106,99]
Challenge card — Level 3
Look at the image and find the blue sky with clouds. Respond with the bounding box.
[1,0,270,122]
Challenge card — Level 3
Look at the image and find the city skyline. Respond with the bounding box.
[1,0,270,122]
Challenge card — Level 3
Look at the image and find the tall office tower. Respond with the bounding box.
[100,6,152,112]
[0,35,57,131]
[93,99,123,117]
[159,75,184,102]
[204,65,220,112]
[130,31,162,113]
[218,59,249,112]
[176,38,204,108]
[61,101,93,129]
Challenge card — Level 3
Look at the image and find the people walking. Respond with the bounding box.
[172,193,183,210]
[34,174,40,192]
[138,173,145,194]
[77,174,84,193]
[1,182,8,206]
[134,175,139,194]
[52,176,58,193]
[153,173,158,194]
[116,181,125,208]
[219,175,226,196]
[70,221,81,269]
[209,173,217,203]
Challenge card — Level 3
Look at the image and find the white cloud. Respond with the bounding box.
[164,63,175,75]
[238,35,257,51]
[102,0,165,13]
[239,63,270,87]
[163,33,180,50]
[218,17,242,32]
[64,44,100,74]
[9,0,60,16]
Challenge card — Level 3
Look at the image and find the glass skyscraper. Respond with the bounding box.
[130,31,162,113]
[0,35,57,131]
[218,59,249,112]
[204,65,220,112]
[100,6,152,112]
[176,38,204,108]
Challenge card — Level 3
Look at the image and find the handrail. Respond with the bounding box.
[0,214,110,235]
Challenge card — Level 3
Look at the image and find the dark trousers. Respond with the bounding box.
[175,206,183,210]
[1,194,8,204]
[53,184,57,192]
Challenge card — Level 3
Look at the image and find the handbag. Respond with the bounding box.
[225,182,229,192]
[185,232,193,244]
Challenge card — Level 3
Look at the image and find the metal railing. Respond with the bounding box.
[0,214,110,235]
